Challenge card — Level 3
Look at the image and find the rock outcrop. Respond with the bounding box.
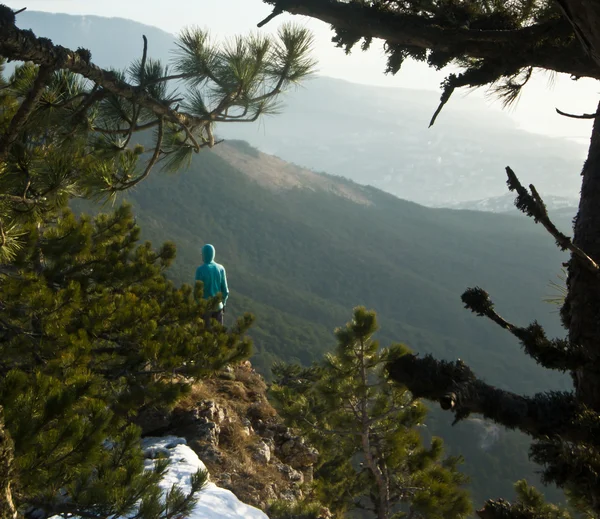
[135,361,319,512]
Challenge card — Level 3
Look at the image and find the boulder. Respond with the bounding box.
[251,440,271,464]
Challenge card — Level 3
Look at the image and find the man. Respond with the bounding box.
[195,244,229,326]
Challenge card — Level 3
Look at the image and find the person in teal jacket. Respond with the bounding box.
[195,244,229,326]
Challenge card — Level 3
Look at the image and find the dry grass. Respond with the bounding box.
[212,143,371,206]
[170,363,300,509]
[176,382,215,410]
[247,400,278,422]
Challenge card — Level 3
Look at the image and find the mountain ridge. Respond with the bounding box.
[212,141,372,205]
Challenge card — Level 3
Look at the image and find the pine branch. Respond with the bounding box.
[429,63,518,126]
[506,166,600,272]
[45,91,87,109]
[476,499,544,519]
[301,417,362,437]
[92,119,161,135]
[0,22,208,143]
[260,0,600,79]
[386,353,600,447]
[28,501,106,519]
[365,405,407,426]
[461,287,587,371]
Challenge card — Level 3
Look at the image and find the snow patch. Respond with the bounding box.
[50,437,269,519]
[143,436,269,519]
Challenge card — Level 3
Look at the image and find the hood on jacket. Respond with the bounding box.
[202,244,215,264]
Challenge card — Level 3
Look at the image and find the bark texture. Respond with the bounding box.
[565,103,600,410]
[555,0,600,412]
[557,0,600,67]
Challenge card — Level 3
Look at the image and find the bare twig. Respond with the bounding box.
[257,8,283,28]
[301,417,361,437]
[140,35,148,82]
[0,194,36,205]
[69,86,105,124]
[117,117,164,190]
[143,73,194,87]
[0,219,5,248]
[556,107,599,119]
[92,119,160,135]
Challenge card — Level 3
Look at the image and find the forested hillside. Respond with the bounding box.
[77,139,569,505]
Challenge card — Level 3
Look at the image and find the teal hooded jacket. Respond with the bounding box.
[194,244,229,310]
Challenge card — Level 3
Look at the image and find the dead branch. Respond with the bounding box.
[556,107,599,119]
[385,353,600,447]
[257,8,283,28]
[506,166,599,272]
[460,287,587,370]
[117,117,164,190]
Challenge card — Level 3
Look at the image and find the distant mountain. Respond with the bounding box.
[14,11,174,69]
[217,77,585,206]
[446,191,577,226]
[14,11,586,207]
[446,192,578,213]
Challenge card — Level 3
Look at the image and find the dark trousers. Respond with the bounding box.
[204,309,224,328]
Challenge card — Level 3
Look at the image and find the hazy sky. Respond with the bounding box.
[4,0,599,147]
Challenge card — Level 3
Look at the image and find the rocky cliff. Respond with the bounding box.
[136,362,327,517]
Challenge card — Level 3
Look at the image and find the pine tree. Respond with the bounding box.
[271,307,472,519]
[259,2,600,518]
[0,203,254,517]
[0,6,314,515]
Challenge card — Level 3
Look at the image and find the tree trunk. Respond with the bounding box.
[360,429,389,519]
[0,408,17,519]
[358,341,390,519]
[566,101,600,410]
[558,0,600,412]
[557,0,600,67]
